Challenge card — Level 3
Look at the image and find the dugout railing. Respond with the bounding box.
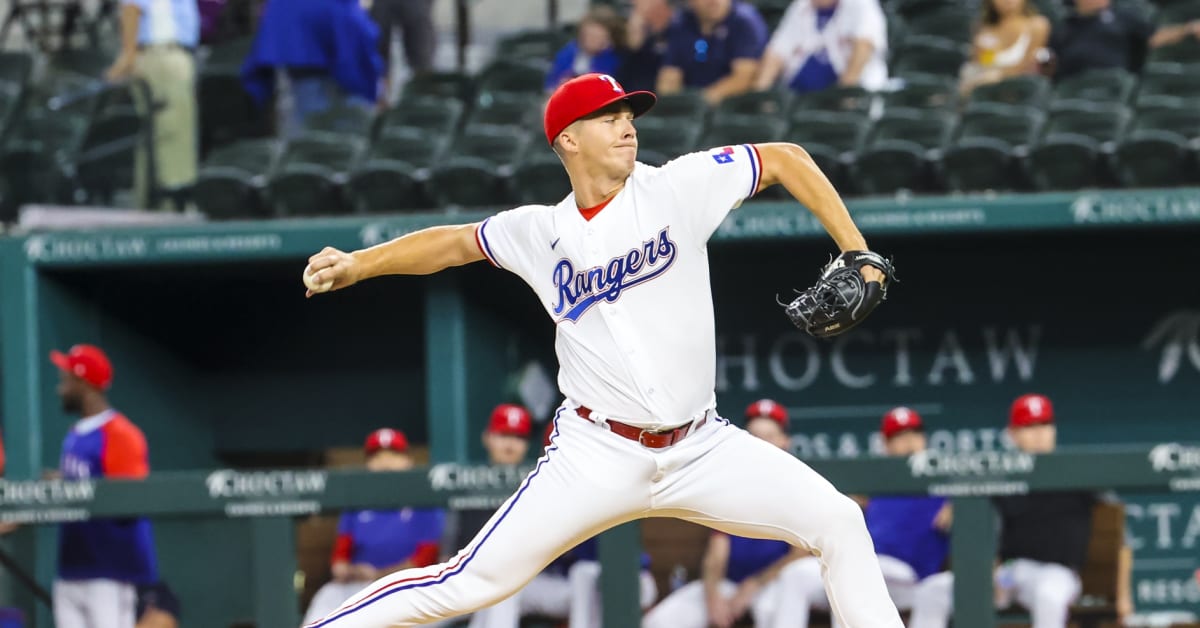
[0,445,1197,627]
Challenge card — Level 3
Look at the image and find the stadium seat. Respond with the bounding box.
[1146,38,1200,64]
[346,160,427,213]
[699,117,787,149]
[1050,68,1137,107]
[637,149,670,166]
[510,152,573,205]
[889,0,959,19]
[785,111,870,191]
[850,108,952,195]
[445,126,529,166]
[1026,103,1130,190]
[942,105,1045,192]
[789,86,875,115]
[882,75,959,111]
[644,91,708,124]
[1132,102,1200,139]
[1135,63,1200,104]
[369,126,447,169]
[905,7,974,45]
[891,35,967,78]
[463,92,542,133]
[636,117,702,159]
[967,75,1050,109]
[73,109,147,205]
[402,71,476,102]
[427,127,530,208]
[476,60,547,103]
[1156,0,1200,24]
[1113,129,1193,187]
[303,103,376,137]
[48,49,112,78]
[496,29,571,61]
[191,139,279,220]
[712,90,792,124]
[267,133,365,216]
[378,95,465,138]
[0,51,33,86]
[198,67,269,155]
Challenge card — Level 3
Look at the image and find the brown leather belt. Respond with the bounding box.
[577,406,706,449]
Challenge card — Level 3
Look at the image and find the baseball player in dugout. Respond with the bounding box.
[642,398,807,628]
[302,429,447,626]
[301,72,901,627]
[779,407,952,626]
[49,344,159,628]
[908,394,1135,628]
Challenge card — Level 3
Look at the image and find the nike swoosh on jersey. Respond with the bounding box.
[551,237,561,250]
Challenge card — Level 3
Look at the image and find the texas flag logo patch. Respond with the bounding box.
[711,146,736,164]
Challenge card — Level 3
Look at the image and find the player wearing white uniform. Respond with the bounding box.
[300,72,901,628]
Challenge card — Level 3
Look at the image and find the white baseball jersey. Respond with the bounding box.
[474,145,764,429]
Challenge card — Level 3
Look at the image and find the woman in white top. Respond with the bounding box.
[754,0,889,93]
[959,0,1051,95]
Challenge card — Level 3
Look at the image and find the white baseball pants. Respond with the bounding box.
[53,578,136,628]
[304,408,903,628]
[908,559,1081,628]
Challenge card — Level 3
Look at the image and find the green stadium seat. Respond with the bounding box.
[463,92,542,133]
[427,156,512,208]
[266,133,366,216]
[378,96,465,137]
[785,111,869,191]
[73,109,147,205]
[637,149,671,166]
[402,71,476,102]
[200,36,255,70]
[712,90,792,124]
[0,51,33,86]
[1156,0,1200,24]
[882,75,959,111]
[636,117,702,159]
[789,86,875,114]
[446,126,530,165]
[188,139,279,220]
[850,109,952,195]
[510,152,572,205]
[1136,63,1200,103]
[649,91,709,123]
[369,126,447,169]
[967,75,1050,109]
[496,29,571,62]
[303,103,376,137]
[1113,130,1194,187]
[347,160,427,213]
[1132,102,1200,139]
[698,117,786,149]
[1026,104,1129,190]
[890,0,959,19]
[198,67,270,156]
[1051,68,1137,106]
[476,60,547,103]
[49,49,112,78]
[1146,38,1200,64]
[905,7,974,45]
[942,106,1045,192]
[891,35,967,78]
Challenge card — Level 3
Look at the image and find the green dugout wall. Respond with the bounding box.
[1,188,1199,626]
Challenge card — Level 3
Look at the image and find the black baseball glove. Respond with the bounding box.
[782,251,897,338]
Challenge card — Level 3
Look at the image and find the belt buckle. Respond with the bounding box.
[637,429,656,447]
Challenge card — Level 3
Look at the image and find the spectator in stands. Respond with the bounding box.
[241,0,383,138]
[908,394,1135,628]
[754,0,889,94]
[776,407,950,626]
[744,398,791,450]
[546,6,626,92]
[370,0,437,86]
[136,581,181,628]
[1050,0,1200,80]
[959,0,1051,95]
[657,0,768,105]
[301,428,445,625]
[620,0,676,92]
[50,344,159,628]
[104,0,198,209]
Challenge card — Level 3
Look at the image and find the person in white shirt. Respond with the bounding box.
[754,0,889,94]
[299,71,899,628]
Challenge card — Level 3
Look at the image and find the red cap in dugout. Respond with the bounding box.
[543,73,657,145]
[50,344,114,390]
[488,404,532,437]
[745,399,788,428]
[365,428,409,454]
[881,407,923,439]
[1009,394,1054,428]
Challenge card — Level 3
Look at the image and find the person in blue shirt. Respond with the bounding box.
[104,0,199,209]
[301,429,446,626]
[546,6,626,92]
[242,0,383,138]
[656,0,768,105]
[619,0,675,93]
[772,407,951,627]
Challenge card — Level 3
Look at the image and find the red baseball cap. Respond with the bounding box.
[488,404,532,438]
[882,407,924,439]
[1010,394,1054,428]
[50,344,113,390]
[364,428,409,455]
[745,399,788,428]
[543,73,656,145]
